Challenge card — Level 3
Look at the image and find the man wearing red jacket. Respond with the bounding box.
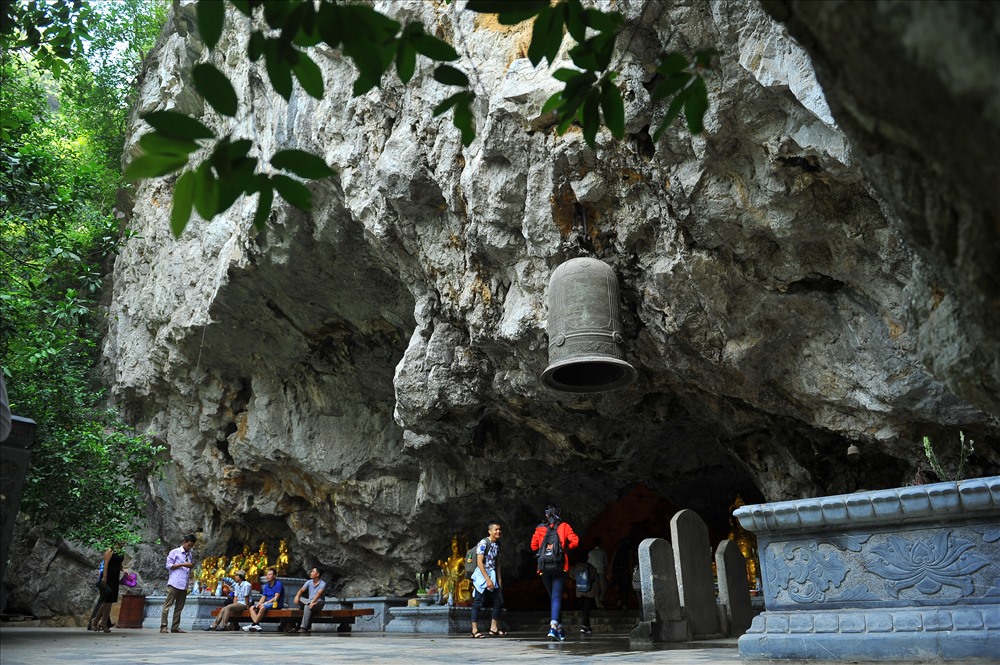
[530,504,579,641]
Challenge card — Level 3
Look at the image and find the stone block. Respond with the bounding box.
[670,510,720,637]
[735,477,1000,662]
[715,539,753,636]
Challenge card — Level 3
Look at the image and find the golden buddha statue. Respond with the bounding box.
[276,539,290,575]
[436,535,472,605]
[256,542,269,573]
[727,495,760,590]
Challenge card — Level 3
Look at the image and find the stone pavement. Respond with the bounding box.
[0,626,745,664]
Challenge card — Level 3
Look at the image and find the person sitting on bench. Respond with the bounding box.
[292,567,327,633]
[243,567,283,632]
[205,570,251,631]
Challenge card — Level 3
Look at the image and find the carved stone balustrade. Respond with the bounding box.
[735,477,1000,662]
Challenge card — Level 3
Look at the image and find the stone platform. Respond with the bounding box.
[735,476,1000,662]
[142,593,408,632]
[385,605,473,633]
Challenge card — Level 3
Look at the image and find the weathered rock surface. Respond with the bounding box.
[9,0,998,615]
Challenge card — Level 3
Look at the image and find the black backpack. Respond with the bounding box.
[537,523,563,573]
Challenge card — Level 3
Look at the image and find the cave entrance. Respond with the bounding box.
[503,482,764,611]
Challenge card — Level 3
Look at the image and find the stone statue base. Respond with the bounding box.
[736,477,1000,662]
[385,605,474,633]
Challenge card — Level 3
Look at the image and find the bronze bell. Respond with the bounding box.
[541,257,637,392]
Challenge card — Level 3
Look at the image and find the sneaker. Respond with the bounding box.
[250,624,263,632]
[547,627,559,641]
[241,625,252,632]
[581,626,592,634]
[557,627,566,641]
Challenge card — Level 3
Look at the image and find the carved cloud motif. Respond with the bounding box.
[765,542,848,603]
[866,532,990,598]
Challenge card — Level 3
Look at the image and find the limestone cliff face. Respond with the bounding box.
[90,0,998,600]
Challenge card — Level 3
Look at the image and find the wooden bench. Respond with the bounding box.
[210,606,374,632]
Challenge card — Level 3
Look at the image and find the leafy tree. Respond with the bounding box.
[149,0,715,236]
[0,0,716,545]
[3,0,717,237]
[1,1,168,548]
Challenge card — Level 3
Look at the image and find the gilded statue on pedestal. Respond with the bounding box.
[276,539,290,575]
[436,535,472,605]
[727,495,760,590]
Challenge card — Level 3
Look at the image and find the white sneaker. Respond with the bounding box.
[241,625,251,632]
[251,624,262,632]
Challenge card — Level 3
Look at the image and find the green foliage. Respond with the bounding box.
[9,1,717,238]
[922,432,974,482]
[1,2,168,549]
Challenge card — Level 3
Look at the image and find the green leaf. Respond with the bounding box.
[264,47,294,100]
[248,31,266,62]
[582,88,600,147]
[192,63,239,117]
[338,5,400,95]
[138,132,200,157]
[465,0,549,24]
[123,154,188,180]
[433,92,462,116]
[272,174,312,210]
[170,171,196,237]
[565,0,587,42]
[528,5,565,67]
[196,0,224,50]
[230,1,253,18]
[600,80,624,139]
[270,149,335,179]
[433,64,469,87]
[452,93,476,147]
[656,53,688,77]
[193,162,219,219]
[651,71,692,103]
[653,90,687,142]
[694,48,719,70]
[292,52,324,98]
[412,31,459,62]
[683,76,709,134]
[252,181,274,230]
[552,68,581,83]
[584,8,623,33]
[563,70,597,98]
[142,111,214,140]
[540,91,563,115]
[396,40,416,84]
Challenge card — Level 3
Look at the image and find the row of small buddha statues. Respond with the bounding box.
[193,540,290,594]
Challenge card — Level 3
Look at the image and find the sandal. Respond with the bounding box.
[471,631,486,638]
[488,629,508,637]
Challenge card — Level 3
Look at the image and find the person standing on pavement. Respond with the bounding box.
[587,537,608,608]
[469,520,505,639]
[161,534,196,633]
[292,567,327,633]
[530,504,579,641]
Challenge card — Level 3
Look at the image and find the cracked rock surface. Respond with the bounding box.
[8,1,997,614]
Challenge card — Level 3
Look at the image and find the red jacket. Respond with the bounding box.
[531,521,580,573]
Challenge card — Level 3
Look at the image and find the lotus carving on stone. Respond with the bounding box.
[866,531,989,598]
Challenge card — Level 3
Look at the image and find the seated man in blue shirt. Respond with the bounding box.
[243,567,284,631]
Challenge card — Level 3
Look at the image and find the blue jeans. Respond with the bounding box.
[540,571,565,625]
